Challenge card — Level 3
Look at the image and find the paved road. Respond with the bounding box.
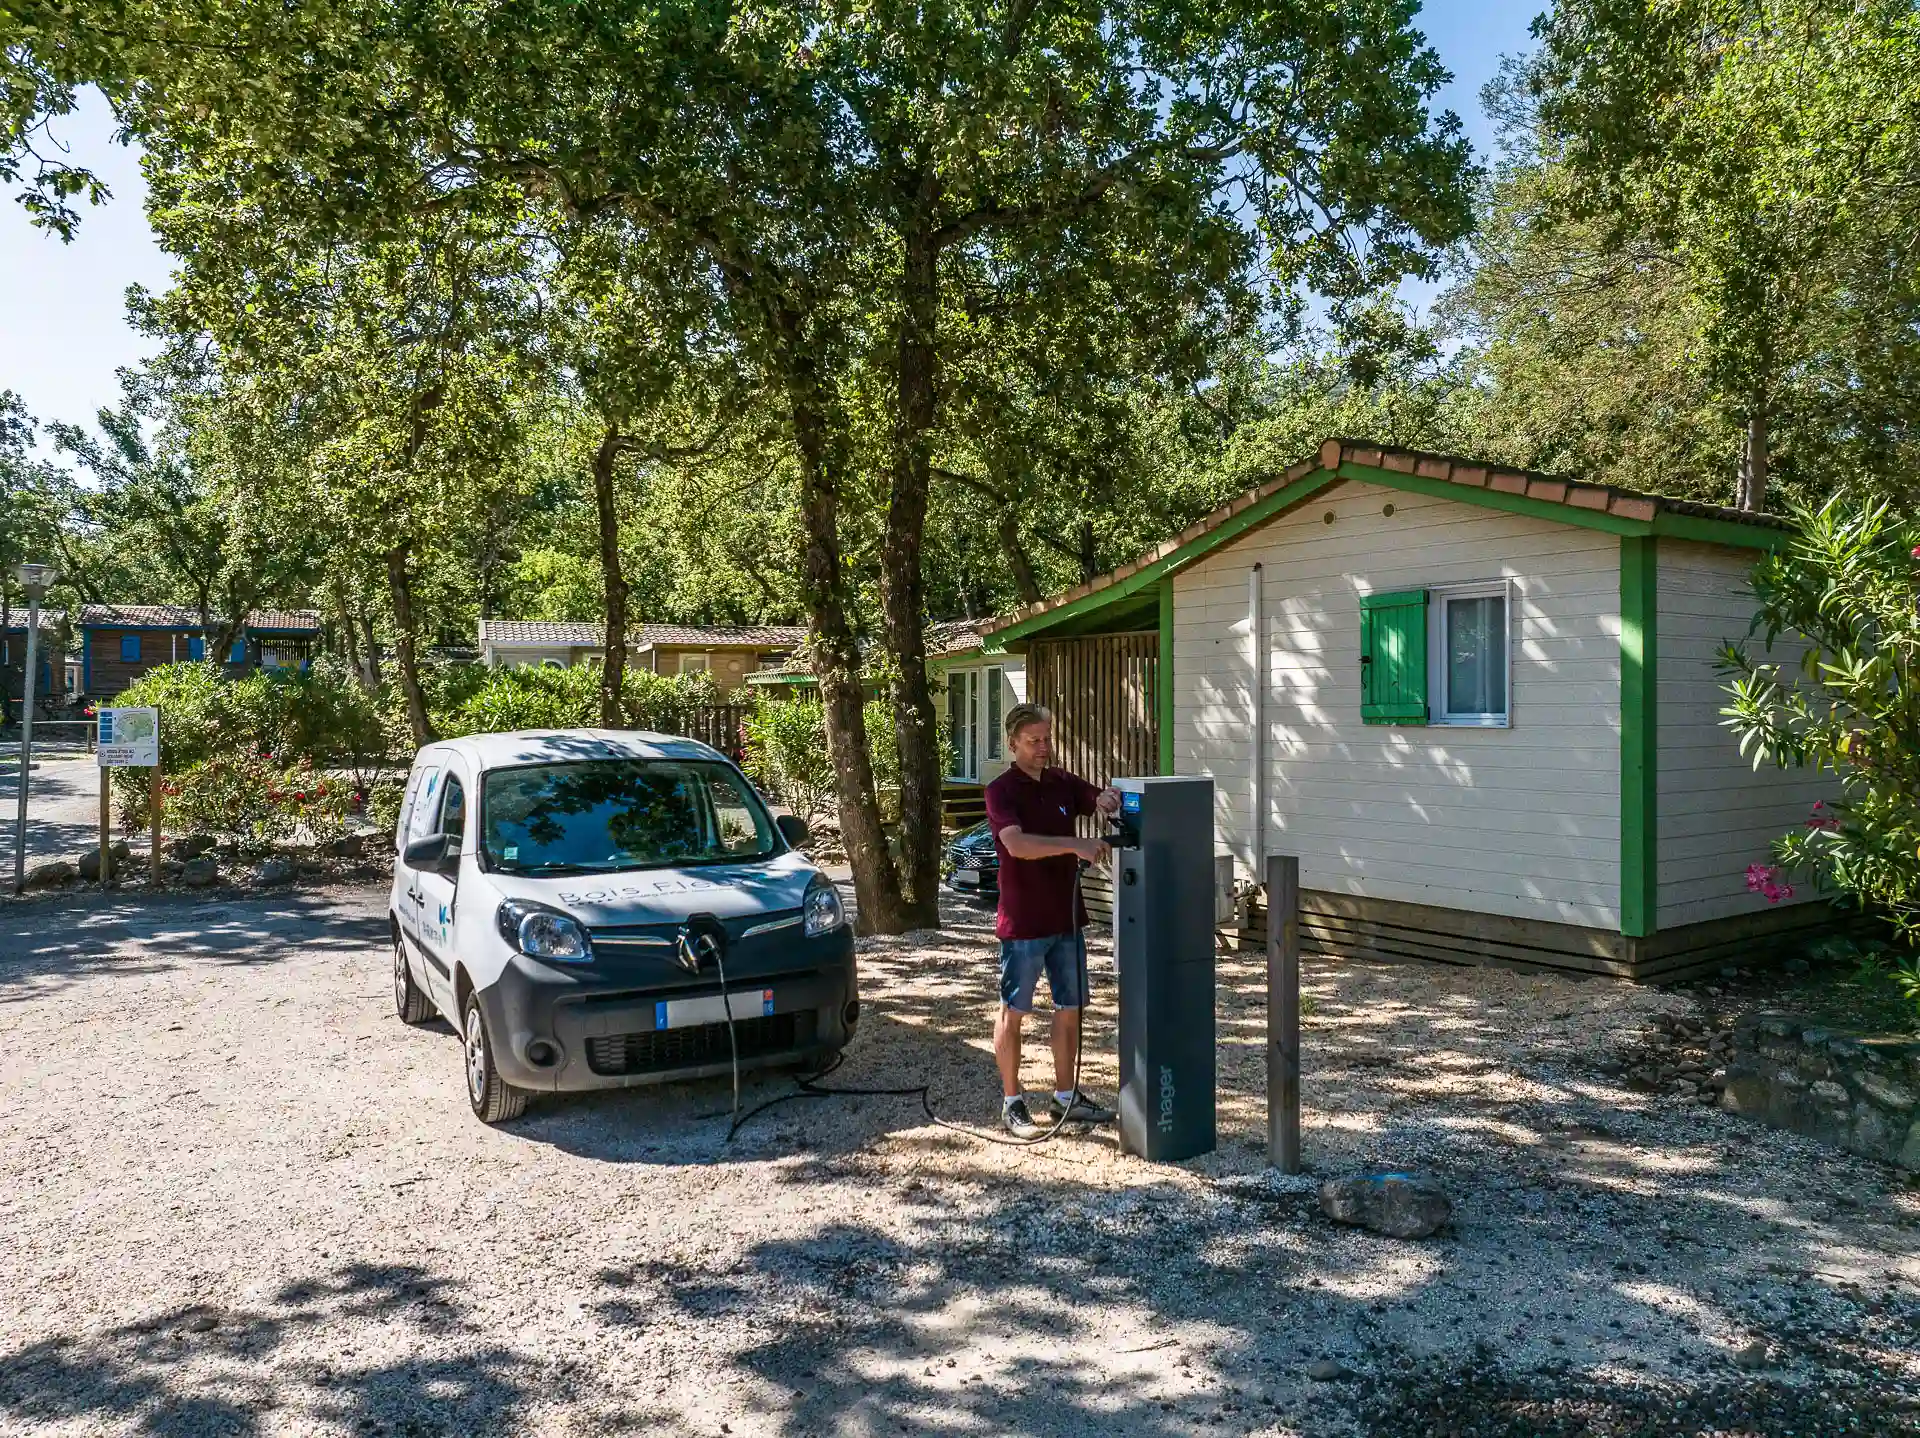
[0,750,117,868]
[1,882,1915,1437]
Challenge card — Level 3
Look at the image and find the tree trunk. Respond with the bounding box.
[1,587,12,726]
[1078,520,1098,583]
[385,546,436,746]
[591,423,631,727]
[879,220,945,927]
[478,503,501,623]
[781,320,909,935]
[357,611,383,689]
[333,573,372,690]
[1736,410,1769,512]
[997,507,1043,605]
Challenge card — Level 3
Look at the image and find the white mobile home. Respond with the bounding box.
[983,439,1831,982]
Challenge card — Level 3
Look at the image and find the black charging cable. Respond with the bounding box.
[719,863,1099,1147]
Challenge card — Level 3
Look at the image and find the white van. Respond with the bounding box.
[388,729,857,1123]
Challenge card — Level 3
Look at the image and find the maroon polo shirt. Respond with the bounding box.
[984,764,1102,941]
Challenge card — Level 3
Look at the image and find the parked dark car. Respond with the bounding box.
[941,820,998,895]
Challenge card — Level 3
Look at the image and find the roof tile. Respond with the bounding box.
[78,604,320,632]
[1526,479,1570,503]
[1382,451,1417,474]
[1414,457,1452,480]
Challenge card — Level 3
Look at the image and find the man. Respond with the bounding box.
[983,702,1121,1137]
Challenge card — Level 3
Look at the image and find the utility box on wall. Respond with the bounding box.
[1111,775,1217,1162]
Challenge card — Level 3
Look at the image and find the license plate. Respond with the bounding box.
[656,989,774,1029]
[952,868,980,885]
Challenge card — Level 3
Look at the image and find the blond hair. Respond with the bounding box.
[1004,702,1052,743]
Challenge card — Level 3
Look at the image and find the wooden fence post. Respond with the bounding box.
[1266,853,1301,1173]
[150,768,163,886]
[98,766,113,886]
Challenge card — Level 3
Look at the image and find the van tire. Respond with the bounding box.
[463,993,529,1124]
[393,930,434,1026]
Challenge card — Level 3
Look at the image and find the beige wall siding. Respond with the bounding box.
[1656,540,1826,928]
[1172,478,1624,929]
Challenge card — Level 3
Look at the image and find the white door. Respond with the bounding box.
[948,670,979,779]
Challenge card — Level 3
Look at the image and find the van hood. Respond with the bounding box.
[487,850,826,928]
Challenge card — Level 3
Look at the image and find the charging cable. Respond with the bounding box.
[720,862,1098,1147]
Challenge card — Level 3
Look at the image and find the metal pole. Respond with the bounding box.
[11,589,41,894]
[99,763,112,886]
[1266,852,1301,1173]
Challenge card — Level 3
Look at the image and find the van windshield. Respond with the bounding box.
[481,759,778,875]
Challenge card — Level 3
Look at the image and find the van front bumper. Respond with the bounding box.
[475,927,858,1092]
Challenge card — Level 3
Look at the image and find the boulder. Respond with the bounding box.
[75,841,133,881]
[181,856,219,888]
[1319,1172,1452,1239]
[25,859,75,889]
[169,834,217,860]
[251,856,297,886]
[325,832,367,859]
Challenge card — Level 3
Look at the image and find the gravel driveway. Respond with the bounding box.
[1,880,1916,1436]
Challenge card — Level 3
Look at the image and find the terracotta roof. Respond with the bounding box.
[479,619,806,650]
[985,438,1792,637]
[743,620,992,681]
[1,608,66,631]
[77,604,321,632]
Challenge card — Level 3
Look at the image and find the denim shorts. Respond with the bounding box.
[999,931,1087,1013]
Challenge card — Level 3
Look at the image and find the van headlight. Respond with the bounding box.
[496,900,591,962]
[803,879,845,937]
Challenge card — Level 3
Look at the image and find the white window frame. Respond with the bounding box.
[678,652,711,675]
[1426,580,1513,728]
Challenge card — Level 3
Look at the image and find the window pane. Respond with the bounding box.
[482,759,776,872]
[947,677,966,775]
[441,776,466,840]
[1445,595,1506,717]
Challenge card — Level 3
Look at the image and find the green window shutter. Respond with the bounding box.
[1360,589,1429,725]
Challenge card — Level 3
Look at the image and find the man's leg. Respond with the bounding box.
[994,1004,1025,1098]
[1049,1004,1081,1094]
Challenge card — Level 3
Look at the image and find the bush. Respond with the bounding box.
[112,658,390,834]
[157,752,351,852]
[437,664,730,738]
[1720,494,1920,963]
[743,699,835,820]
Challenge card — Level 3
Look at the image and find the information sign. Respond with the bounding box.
[98,707,161,767]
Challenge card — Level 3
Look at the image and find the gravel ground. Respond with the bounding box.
[2,879,1917,1437]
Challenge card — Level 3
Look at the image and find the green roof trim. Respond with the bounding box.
[984,444,1790,648]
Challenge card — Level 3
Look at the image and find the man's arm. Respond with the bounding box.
[1070,773,1122,818]
[997,825,1110,864]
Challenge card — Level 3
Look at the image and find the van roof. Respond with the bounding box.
[420,729,728,772]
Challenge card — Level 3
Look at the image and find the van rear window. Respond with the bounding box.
[481,760,776,875]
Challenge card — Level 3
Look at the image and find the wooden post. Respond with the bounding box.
[98,765,113,886]
[150,767,163,886]
[1266,853,1301,1173]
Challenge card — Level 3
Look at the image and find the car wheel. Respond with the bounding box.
[463,993,529,1124]
[393,931,434,1025]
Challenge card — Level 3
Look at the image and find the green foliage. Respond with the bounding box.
[440,663,599,736]
[158,752,351,852]
[742,699,835,822]
[1719,497,1920,939]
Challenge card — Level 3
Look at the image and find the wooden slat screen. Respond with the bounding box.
[1027,631,1160,788]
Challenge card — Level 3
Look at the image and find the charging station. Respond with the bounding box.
[1109,776,1216,1162]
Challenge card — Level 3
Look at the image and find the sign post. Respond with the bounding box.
[97,706,161,886]
[10,563,56,895]
[1266,853,1302,1174]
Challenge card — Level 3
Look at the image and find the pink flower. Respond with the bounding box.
[1746,863,1793,904]
[1911,545,1920,559]
[1745,863,1771,892]
[1805,801,1840,832]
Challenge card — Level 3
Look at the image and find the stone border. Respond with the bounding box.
[1721,1011,1920,1170]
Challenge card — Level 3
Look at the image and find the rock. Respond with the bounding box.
[169,834,216,860]
[325,832,367,859]
[1782,957,1811,977]
[1305,1359,1349,1381]
[251,856,297,886]
[1732,1340,1770,1369]
[1319,1172,1451,1239]
[74,842,131,881]
[181,856,218,888]
[24,859,75,889]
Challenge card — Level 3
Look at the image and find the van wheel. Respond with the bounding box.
[393,932,434,1025]
[463,994,529,1124]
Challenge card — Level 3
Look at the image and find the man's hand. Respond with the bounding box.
[1095,786,1122,816]
[1076,835,1112,866]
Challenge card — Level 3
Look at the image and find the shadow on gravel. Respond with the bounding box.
[0,1262,540,1436]
[0,888,386,1000]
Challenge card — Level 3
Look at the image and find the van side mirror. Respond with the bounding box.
[403,833,457,873]
[775,814,812,850]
